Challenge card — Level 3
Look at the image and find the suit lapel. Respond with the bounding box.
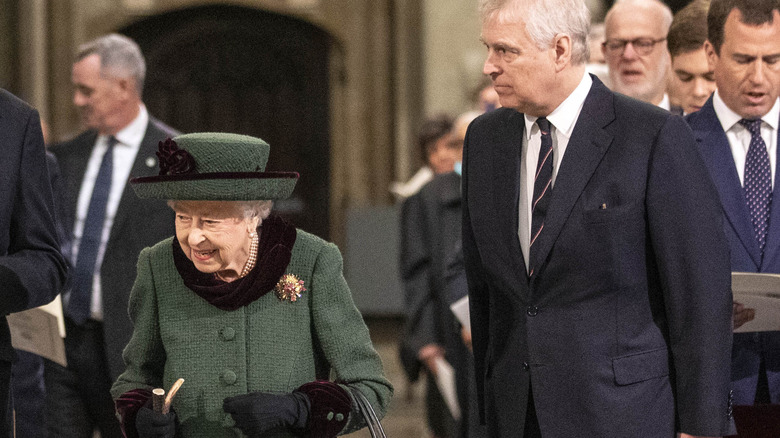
[64,132,99,235]
[491,110,529,286]
[692,100,761,267]
[759,112,780,269]
[529,79,614,275]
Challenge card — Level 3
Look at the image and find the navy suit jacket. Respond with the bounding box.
[52,117,177,379]
[0,90,68,361]
[686,96,780,404]
[462,77,734,437]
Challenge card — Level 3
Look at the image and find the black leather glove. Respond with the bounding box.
[135,405,176,438]
[223,391,310,437]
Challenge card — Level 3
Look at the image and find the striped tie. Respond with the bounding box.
[740,118,772,256]
[530,117,553,275]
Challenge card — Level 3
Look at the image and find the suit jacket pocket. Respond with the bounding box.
[582,200,643,224]
[612,347,669,385]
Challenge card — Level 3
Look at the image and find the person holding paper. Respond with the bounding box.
[463,0,735,436]
[0,88,68,437]
[685,0,780,406]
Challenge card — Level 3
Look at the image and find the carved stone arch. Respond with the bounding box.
[121,4,332,239]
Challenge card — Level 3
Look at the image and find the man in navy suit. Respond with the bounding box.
[0,89,68,437]
[46,34,177,438]
[463,0,734,436]
[685,0,780,406]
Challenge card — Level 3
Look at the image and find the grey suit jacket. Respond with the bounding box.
[52,117,178,379]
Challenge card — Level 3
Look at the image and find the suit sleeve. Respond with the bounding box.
[646,115,735,436]
[461,122,491,424]
[398,192,439,374]
[0,104,67,314]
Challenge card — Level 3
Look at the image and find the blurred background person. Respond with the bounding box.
[603,0,678,112]
[46,33,178,438]
[391,114,456,201]
[399,113,460,438]
[667,0,716,115]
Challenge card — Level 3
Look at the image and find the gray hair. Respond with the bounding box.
[76,33,146,96]
[479,0,592,65]
[167,200,274,222]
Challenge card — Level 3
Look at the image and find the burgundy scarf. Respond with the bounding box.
[171,214,297,310]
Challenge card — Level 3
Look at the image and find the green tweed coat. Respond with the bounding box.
[111,230,393,437]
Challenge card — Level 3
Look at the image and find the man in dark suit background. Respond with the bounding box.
[685,0,780,407]
[463,0,734,436]
[0,88,68,438]
[46,33,177,438]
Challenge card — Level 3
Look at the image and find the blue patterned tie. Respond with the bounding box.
[740,119,772,255]
[67,136,117,324]
[530,117,553,275]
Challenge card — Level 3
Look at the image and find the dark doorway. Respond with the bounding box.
[121,5,332,239]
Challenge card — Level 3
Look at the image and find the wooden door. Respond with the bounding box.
[122,4,332,239]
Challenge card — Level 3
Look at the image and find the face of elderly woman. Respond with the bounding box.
[173,200,259,281]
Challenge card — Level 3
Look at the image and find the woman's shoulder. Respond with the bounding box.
[140,236,176,261]
[293,229,339,254]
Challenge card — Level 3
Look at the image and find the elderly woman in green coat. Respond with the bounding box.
[111,133,392,438]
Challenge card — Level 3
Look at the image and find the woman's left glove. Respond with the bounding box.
[135,405,176,438]
[223,391,310,436]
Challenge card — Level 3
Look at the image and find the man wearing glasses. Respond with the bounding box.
[602,0,676,111]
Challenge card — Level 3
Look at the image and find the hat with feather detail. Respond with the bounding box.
[130,132,298,201]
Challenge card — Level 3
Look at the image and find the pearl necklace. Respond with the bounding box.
[239,231,259,278]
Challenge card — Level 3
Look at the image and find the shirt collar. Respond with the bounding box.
[713,90,779,132]
[100,104,148,147]
[524,72,593,139]
[657,94,670,111]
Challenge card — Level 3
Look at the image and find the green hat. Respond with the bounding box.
[130,132,298,200]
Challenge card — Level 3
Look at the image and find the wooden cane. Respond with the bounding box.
[152,388,166,414]
[163,378,185,414]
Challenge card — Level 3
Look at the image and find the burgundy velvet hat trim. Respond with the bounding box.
[172,214,298,311]
[130,171,299,184]
[115,388,153,438]
[297,381,351,438]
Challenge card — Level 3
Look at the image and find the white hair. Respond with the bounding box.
[479,0,592,65]
[76,33,146,96]
[167,200,274,222]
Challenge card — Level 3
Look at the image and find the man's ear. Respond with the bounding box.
[704,40,718,70]
[552,33,573,72]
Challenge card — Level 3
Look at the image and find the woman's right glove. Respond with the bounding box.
[135,405,176,438]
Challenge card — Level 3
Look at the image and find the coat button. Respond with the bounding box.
[336,413,344,421]
[523,362,530,371]
[222,370,237,385]
[220,327,236,341]
[327,411,334,421]
[526,306,538,316]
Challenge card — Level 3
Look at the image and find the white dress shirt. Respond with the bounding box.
[518,72,592,271]
[72,104,149,320]
[713,91,779,189]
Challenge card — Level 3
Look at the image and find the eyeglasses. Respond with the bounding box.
[602,38,666,56]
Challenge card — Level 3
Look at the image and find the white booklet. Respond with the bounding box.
[433,356,461,421]
[731,272,780,333]
[449,296,470,331]
[7,295,67,366]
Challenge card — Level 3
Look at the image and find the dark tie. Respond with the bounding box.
[740,119,772,256]
[67,136,117,324]
[530,117,553,274]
